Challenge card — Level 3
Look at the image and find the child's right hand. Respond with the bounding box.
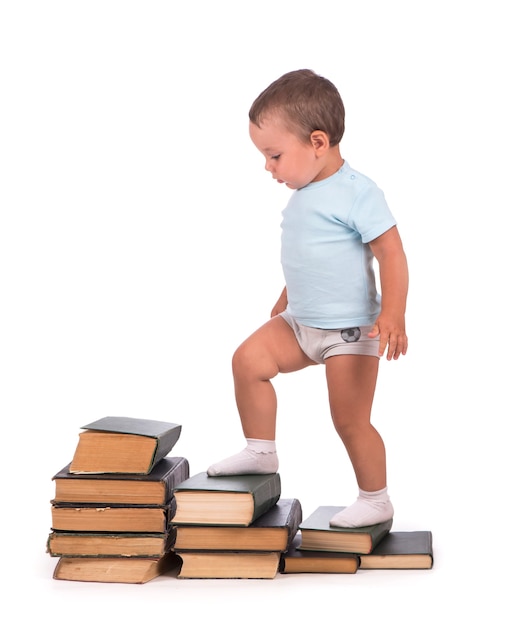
[271,287,288,317]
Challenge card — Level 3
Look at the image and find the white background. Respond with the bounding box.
[1,1,508,623]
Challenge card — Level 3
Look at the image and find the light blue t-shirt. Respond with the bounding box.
[281,161,396,329]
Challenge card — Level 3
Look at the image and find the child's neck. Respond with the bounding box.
[315,148,344,183]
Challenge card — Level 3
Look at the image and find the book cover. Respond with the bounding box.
[69,417,182,474]
[173,498,302,551]
[52,457,189,505]
[299,505,392,554]
[176,551,281,579]
[51,499,176,533]
[359,531,433,569]
[53,552,180,584]
[172,472,281,526]
[279,532,360,574]
[47,529,176,558]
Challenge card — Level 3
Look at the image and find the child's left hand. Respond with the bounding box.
[368,316,408,360]
[368,226,409,360]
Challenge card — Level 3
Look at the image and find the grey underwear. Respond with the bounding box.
[280,310,380,364]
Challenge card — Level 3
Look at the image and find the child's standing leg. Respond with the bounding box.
[207,316,315,476]
[326,354,394,527]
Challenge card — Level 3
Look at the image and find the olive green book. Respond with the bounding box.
[299,505,393,554]
[172,472,281,526]
[359,531,433,569]
[69,416,182,475]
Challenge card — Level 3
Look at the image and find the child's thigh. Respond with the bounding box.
[325,355,379,417]
[235,315,316,375]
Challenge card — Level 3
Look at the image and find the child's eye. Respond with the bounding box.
[271,154,281,160]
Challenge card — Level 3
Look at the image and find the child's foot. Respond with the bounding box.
[207,439,278,476]
[329,487,394,528]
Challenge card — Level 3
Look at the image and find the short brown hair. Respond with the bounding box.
[249,69,345,146]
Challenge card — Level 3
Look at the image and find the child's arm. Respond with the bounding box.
[368,226,409,360]
[271,286,288,317]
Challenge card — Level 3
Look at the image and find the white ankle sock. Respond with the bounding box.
[329,487,394,528]
[207,438,278,476]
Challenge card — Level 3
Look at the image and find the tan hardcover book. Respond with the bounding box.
[176,551,280,579]
[53,552,180,583]
[50,500,175,533]
[47,530,175,558]
[279,533,359,574]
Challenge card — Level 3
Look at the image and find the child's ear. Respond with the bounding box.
[310,130,330,154]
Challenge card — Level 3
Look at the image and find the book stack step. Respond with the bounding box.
[171,472,301,579]
[47,416,188,583]
[47,419,434,581]
[279,505,433,574]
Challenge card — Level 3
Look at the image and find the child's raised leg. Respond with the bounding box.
[325,354,394,527]
[207,315,315,476]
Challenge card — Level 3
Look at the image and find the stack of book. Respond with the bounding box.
[280,505,433,574]
[47,416,189,583]
[171,471,302,579]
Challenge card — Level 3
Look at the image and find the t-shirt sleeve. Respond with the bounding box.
[348,184,397,243]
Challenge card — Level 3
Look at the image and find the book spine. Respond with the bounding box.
[152,425,182,467]
[286,499,303,547]
[163,458,190,501]
[369,521,393,551]
[252,474,282,521]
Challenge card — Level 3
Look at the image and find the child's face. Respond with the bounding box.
[249,117,326,190]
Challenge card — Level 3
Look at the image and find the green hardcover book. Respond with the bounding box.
[53,457,189,505]
[69,416,182,475]
[47,529,176,558]
[359,531,433,569]
[172,472,281,526]
[280,532,360,574]
[299,505,393,554]
[173,498,301,551]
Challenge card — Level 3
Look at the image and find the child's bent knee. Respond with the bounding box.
[233,343,278,379]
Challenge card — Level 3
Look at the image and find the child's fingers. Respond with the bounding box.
[367,323,379,338]
[368,323,388,357]
[386,332,408,360]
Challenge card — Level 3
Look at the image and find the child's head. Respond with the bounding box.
[249,69,345,147]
